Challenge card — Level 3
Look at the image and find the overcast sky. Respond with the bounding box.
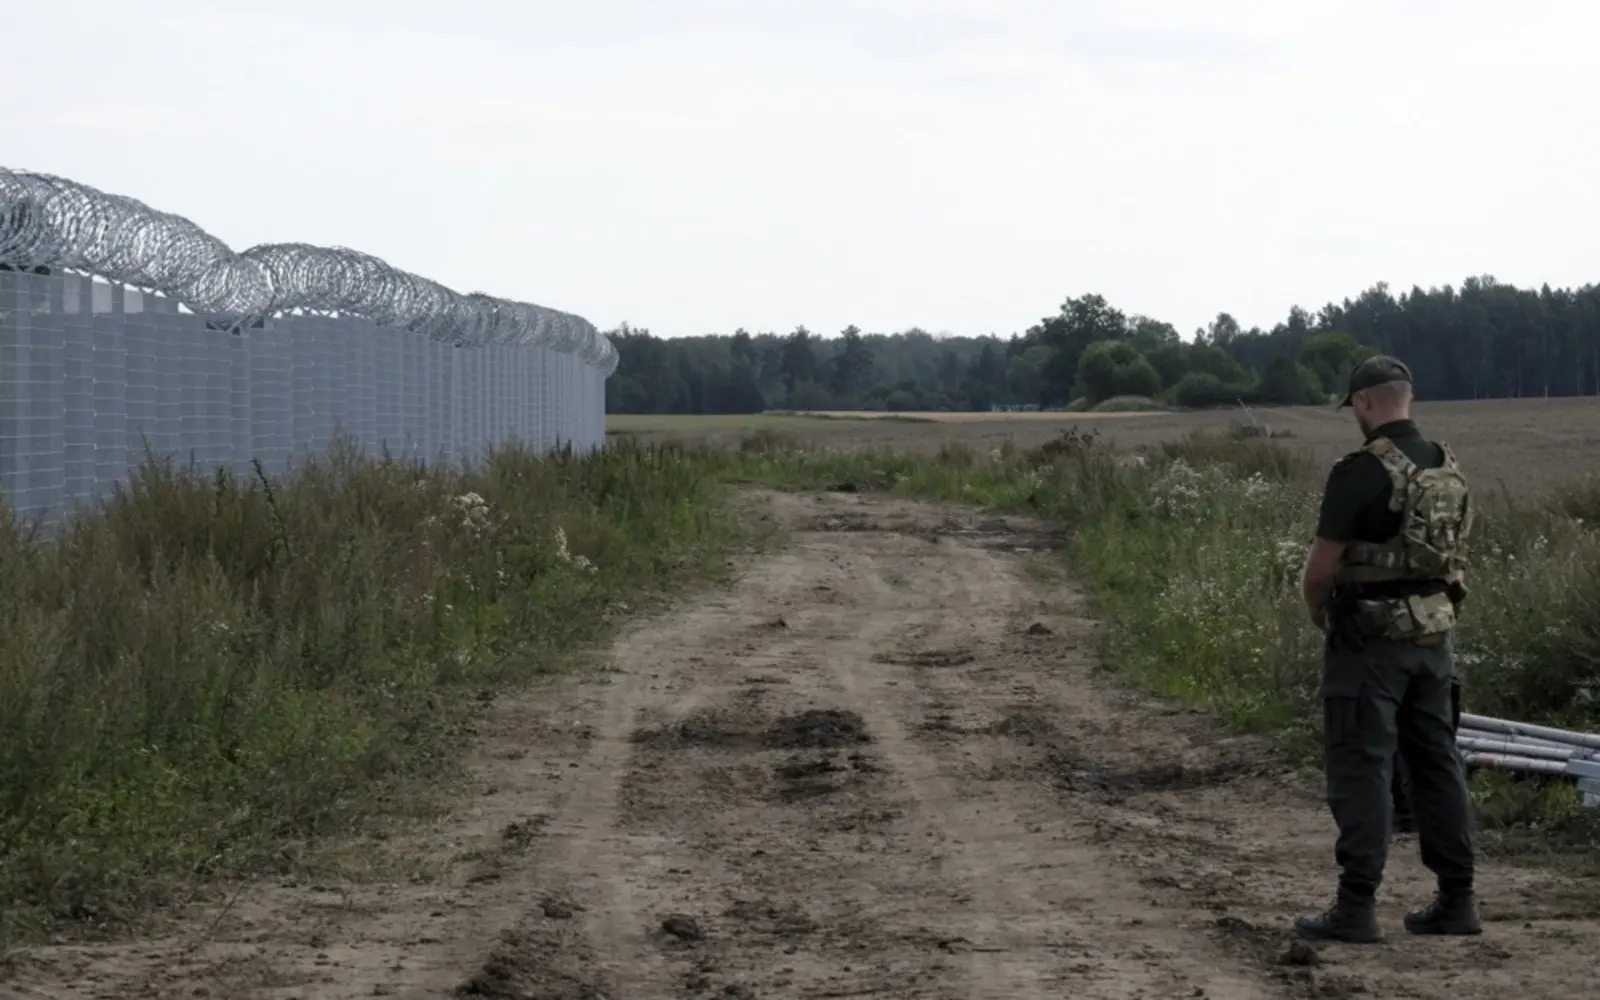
[3,1,1595,340]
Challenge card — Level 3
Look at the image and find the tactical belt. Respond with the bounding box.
[1336,564,1408,584]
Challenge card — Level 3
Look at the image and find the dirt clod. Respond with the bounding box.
[541,897,577,920]
[456,947,607,999]
[764,709,871,749]
[662,914,705,941]
[1279,940,1322,967]
[502,817,547,848]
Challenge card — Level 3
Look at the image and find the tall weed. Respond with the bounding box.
[0,438,741,943]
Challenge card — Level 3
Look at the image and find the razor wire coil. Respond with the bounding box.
[0,167,616,374]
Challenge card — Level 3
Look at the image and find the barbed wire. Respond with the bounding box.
[0,167,617,374]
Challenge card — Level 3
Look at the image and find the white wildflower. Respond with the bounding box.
[454,492,492,534]
[1149,459,1213,516]
[1273,539,1306,579]
[553,528,598,572]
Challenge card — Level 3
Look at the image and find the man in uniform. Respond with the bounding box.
[1294,355,1481,942]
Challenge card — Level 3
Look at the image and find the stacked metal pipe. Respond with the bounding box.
[1457,713,1600,808]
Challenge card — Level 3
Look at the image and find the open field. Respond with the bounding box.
[803,409,1167,421]
[610,396,1600,498]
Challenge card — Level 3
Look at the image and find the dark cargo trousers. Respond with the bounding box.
[1323,633,1475,903]
[1392,681,1464,829]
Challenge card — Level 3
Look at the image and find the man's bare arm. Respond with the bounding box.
[1301,537,1346,631]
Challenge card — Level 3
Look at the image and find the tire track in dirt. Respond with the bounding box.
[821,531,1274,999]
[5,490,1599,1000]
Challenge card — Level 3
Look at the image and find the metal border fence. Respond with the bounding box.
[0,168,615,525]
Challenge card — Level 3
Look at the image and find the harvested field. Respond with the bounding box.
[8,491,1595,999]
[801,410,1166,421]
[609,396,1600,497]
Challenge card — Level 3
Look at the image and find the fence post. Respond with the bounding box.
[92,279,128,503]
[19,272,65,524]
[0,269,23,516]
[229,319,252,480]
[61,273,95,513]
[122,287,158,482]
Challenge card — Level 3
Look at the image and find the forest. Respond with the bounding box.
[604,277,1600,414]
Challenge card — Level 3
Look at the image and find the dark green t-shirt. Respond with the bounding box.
[1315,419,1445,544]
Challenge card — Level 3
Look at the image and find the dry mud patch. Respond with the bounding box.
[4,491,1598,1000]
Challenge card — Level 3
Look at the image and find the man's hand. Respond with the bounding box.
[1301,537,1346,631]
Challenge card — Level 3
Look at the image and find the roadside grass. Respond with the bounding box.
[0,437,755,948]
[721,428,1600,868]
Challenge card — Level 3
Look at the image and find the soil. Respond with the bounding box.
[5,490,1597,999]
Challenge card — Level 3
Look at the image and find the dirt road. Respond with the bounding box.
[6,491,1597,999]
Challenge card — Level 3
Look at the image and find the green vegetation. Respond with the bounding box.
[1088,395,1167,413]
[606,277,1600,415]
[0,440,754,946]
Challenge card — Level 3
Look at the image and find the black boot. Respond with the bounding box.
[1403,892,1482,936]
[1293,896,1382,943]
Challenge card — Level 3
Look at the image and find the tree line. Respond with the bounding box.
[12,218,1593,413]
[605,276,1600,415]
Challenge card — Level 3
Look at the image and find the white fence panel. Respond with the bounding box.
[0,271,612,526]
[0,168,617,528]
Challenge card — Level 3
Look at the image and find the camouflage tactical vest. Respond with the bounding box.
[1334,436,1472,643]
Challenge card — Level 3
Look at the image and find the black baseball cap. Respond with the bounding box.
[1337,355,1412,408]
